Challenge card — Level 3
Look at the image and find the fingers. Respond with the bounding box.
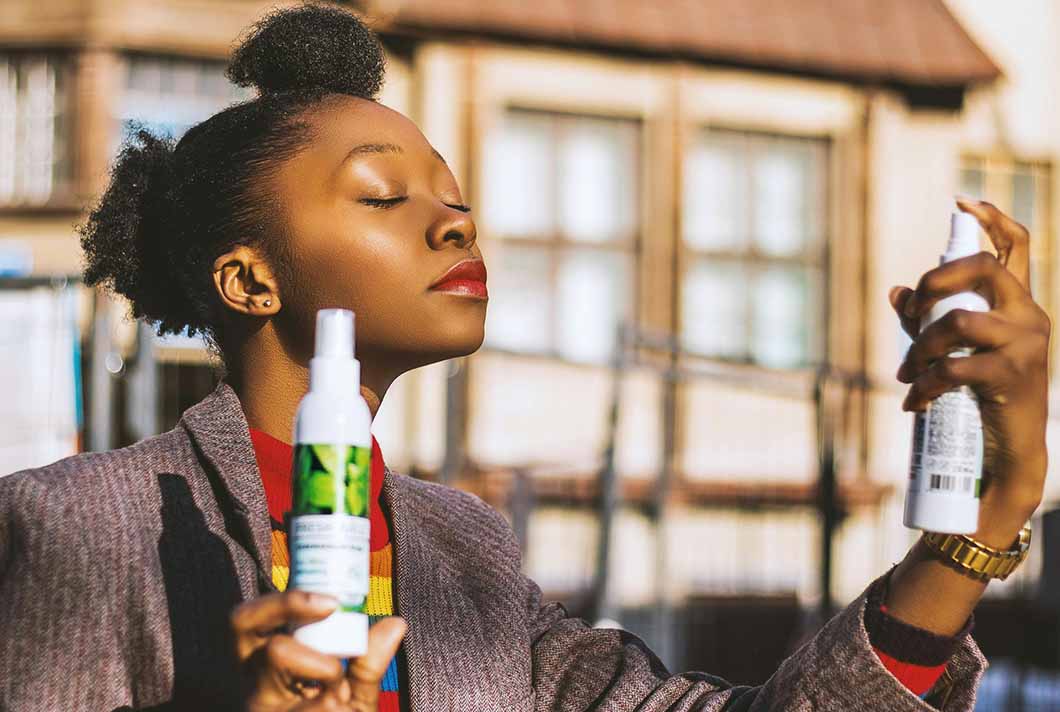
[889,286,919,339]
[241,634,346,710]
[347,617,408,708]
[956,198,1031,292]
[291,688,357,712]
[232,591,339,659]
[901,352,1008,411]
[264,635,345,685]
[901,251,1026,322]
[897,309,1011,382]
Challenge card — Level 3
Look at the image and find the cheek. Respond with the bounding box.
[283,210,485,356]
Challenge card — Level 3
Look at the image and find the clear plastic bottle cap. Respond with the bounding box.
[315,309,355,358]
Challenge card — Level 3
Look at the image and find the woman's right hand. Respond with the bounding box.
[231,590,408,711]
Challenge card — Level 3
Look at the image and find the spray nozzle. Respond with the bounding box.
[946,210,980,260]
[314,309,355,359]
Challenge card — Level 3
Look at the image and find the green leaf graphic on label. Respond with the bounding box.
[346,485,365,517]
[292,443,371,516]
[308,471,336,509]
[312,443,343,475]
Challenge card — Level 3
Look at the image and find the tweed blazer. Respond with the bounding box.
[0,381,986,711]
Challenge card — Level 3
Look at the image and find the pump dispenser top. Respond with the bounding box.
[316,309,354,358]
[945,210,981,262]
[309,309,360,393]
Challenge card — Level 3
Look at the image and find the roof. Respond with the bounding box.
[385,0,1001,87]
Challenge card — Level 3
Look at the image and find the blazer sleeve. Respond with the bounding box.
[526,566,987,711]
[0,470,137,712]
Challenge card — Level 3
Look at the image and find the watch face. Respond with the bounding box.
[1017,525,1032,554]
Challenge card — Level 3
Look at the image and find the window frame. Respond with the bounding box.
[481,105,645,365]
[677,125,832,371]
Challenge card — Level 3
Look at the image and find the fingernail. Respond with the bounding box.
[955,193,979,205]
[888,286,902,307]
[307,593,339,609]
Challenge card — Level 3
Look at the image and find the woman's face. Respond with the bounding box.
[269,95,487,371]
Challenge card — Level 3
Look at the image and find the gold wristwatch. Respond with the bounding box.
[920,525,1032,581]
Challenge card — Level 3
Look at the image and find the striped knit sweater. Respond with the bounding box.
[250,429,405,712]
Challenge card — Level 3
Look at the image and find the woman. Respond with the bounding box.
[0,4,1050,711]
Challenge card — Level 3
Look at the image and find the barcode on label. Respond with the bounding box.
[929,474,974,493]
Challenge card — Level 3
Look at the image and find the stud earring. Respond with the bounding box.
[263,299,272,308]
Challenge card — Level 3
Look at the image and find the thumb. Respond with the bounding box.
[346,617,408,706]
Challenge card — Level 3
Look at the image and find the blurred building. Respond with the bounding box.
[2,0,1060,681]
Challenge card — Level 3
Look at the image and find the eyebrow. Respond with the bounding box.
[342,142,449,165]
[344,143,402,161]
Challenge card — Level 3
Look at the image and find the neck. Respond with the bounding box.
[229,323,402,444]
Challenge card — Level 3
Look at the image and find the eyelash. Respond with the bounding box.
[360,197,406,209]
[360,197,472,213]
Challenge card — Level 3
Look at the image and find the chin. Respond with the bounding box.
[415,315,485,365]
[444,323,486,358]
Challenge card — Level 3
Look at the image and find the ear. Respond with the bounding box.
[212,245,281,317]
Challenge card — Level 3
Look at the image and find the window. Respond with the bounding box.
[482,110,640,364]
[0,54,72,206]
[681,128,829,370]
[960,157,1052,314]
[114,54,253,152]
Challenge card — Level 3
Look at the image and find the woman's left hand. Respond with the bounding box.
[890,198,1050,549]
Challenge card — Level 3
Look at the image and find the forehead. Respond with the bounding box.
[305,95,437,163]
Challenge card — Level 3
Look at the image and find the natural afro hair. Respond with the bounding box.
[78,2,387,351]
[227,3,386,98]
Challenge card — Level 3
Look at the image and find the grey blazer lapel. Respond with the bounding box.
[180,380,277,594]
[384,470,511,710]
[382,467,450,710]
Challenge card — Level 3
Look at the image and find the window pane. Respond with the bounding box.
[683,132,747,252]
[558,117,638,244]
[0,59,17,203]
[751,265,819,369]
[681,258,749,360]
[555,248,632,363]
[483,111,555,238]
[1012,164,1036,229]
[960,166,985,200]
[0,55,69,206]
[484,244,552,353]
[20,59,58,204]
[116,55,252,154]
[752,139,821,257]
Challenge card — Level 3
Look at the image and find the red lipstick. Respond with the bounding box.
[429,258,488,299]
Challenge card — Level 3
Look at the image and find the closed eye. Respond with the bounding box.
[360,196,407,209]
[446,203,472,213]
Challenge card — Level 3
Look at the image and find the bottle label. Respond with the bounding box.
[909,386,983,498]
[289,443,371,612]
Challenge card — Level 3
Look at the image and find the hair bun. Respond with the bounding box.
[227,3,386,99]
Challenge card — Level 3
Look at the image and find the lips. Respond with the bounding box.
[429,258,488,299]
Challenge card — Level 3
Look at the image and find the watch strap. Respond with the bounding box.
[920,525,1031,581]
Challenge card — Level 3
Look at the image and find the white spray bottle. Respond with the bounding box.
[288,308,373,656]
[903,210,988,534]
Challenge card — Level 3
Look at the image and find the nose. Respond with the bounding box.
[426,204,476,251]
